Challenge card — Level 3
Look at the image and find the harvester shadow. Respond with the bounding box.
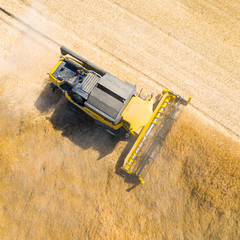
[35,82,63,112]
[35,84,149,188]
[35,84,120,159]
[50,100,119,158]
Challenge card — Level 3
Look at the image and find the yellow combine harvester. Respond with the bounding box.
[49,46,191,183]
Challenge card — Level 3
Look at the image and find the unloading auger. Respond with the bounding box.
[49,46,192,184]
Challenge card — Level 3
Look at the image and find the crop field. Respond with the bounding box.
[0,0,239,239]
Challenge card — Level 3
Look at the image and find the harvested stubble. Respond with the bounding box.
[0,102,239,239]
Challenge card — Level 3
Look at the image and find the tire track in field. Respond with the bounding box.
[103,0,240,136]
[109,0,240,79]
[0,1,239,137]
[206,0,240,20]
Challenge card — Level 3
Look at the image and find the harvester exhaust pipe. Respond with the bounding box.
[60,46,107,76]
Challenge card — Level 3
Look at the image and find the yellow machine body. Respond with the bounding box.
[49,57,155,132]
[49,58,65,86]
[49,46,192,184]
[121,96,154,135]
[49,57,124,130]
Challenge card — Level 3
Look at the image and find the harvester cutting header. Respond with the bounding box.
[49,46,191,183]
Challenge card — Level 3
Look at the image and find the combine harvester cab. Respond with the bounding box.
[49,46,191,184]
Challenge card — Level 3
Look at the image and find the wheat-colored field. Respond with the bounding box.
[1,101,239,239]
[0,0,240,239]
